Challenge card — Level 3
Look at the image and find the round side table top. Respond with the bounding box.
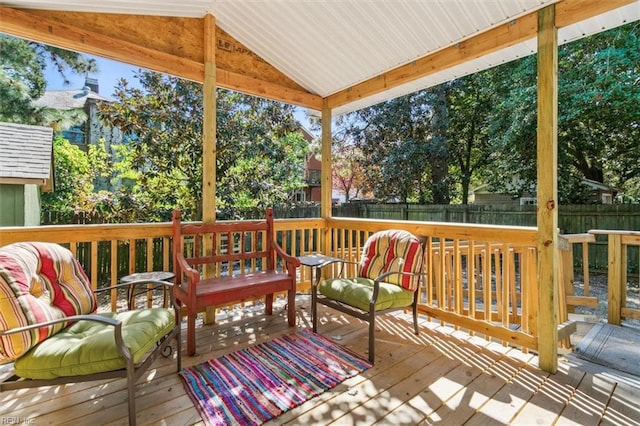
[121,271,175,283]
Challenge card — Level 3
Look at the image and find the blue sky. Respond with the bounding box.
[44,55,140,97]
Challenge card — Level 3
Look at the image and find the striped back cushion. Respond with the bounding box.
[0,242,97,363]
[358,230,424,291]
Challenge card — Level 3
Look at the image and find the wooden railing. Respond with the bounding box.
[590,230,640,324]
[324,217,540,351]
[0,220,326,311]
[1,217,545,352]
[563,230,640,325]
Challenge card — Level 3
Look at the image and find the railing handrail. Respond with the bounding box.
[327,217,538,246]
[588,229,640,236]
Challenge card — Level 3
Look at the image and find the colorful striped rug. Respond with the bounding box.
[179,329,372,425]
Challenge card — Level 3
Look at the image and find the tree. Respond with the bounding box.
[446,71,506,204]
[485,22,640,202]
[424,84,451,204]
[0,35,97,126]
[332,143,367,202]
[340,92,434,203]
[307,114,369,203]
[98,71,308,220]
[339,77,502,205]
[560,22,640,196]
[41,136,102,220]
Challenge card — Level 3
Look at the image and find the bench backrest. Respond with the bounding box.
[172,209,279,279]
[0,242,97,363]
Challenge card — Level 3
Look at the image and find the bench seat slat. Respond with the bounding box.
[186,271,294,308]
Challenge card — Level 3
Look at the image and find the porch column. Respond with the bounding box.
[202,13,217,221]
[202,13,217,324]
[536,5,559,373]
[320,99,332,253]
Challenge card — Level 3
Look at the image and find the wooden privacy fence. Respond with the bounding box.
[339,203,640,273]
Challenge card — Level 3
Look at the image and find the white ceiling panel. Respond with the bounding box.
[2,0,638,115]
[208,1,557,97]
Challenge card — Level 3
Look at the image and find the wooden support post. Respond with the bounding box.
[202,13,217,324]
[320,99,332,254]
[607,233,622,325]
[536,5,559,373]
[202,14,217,221]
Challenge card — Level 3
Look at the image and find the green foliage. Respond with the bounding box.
[446,71,506,204]
[41,136,94,214]
[338,23,640,204]
[342,92,433,203]
[560,22,640,197]
[485,22,640,203]
[0,35,46,122]
[341,72,505,204]
[340,22,638,205]
[98,71,308,220]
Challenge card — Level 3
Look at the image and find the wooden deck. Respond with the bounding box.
[2,297,639,425]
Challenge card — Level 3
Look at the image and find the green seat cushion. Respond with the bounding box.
[319,277,414,312]
[14,308,175,379]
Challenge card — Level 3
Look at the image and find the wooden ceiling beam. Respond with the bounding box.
[327,0,635,110]
[0,7,322,110]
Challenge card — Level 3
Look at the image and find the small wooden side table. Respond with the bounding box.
[298,254,342,330]
[120,271,175,309]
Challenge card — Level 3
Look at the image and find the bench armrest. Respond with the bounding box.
[175,252,200,283]
[272,242,300,268]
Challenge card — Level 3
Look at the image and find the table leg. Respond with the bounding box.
[311,266,318,332]
[127,284,135,310]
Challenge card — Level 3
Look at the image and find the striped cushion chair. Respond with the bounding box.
[0,242,97,362]
[312,230,425,363]
[0,242,181,426]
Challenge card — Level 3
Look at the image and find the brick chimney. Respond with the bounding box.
[85,77,99,94]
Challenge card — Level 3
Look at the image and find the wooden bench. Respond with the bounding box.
[172,208,300,355]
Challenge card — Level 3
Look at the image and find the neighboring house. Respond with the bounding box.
[0,122,53,226]
[297,125,322,203]
[297,125,351,204]
[34,78,124,190]
[471,178,619,205]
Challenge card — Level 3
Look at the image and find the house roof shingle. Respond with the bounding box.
[0,122,53,181]
[34,88,110,110]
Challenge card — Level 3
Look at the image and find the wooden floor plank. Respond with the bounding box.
[298,335,445,423]
[423,345,520,423]
[2,300,639,426]
[601,381,640,426]
[510,362,586,425]
[368,327,486,425]
[468,361,546,425]
[555,373,614,425]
